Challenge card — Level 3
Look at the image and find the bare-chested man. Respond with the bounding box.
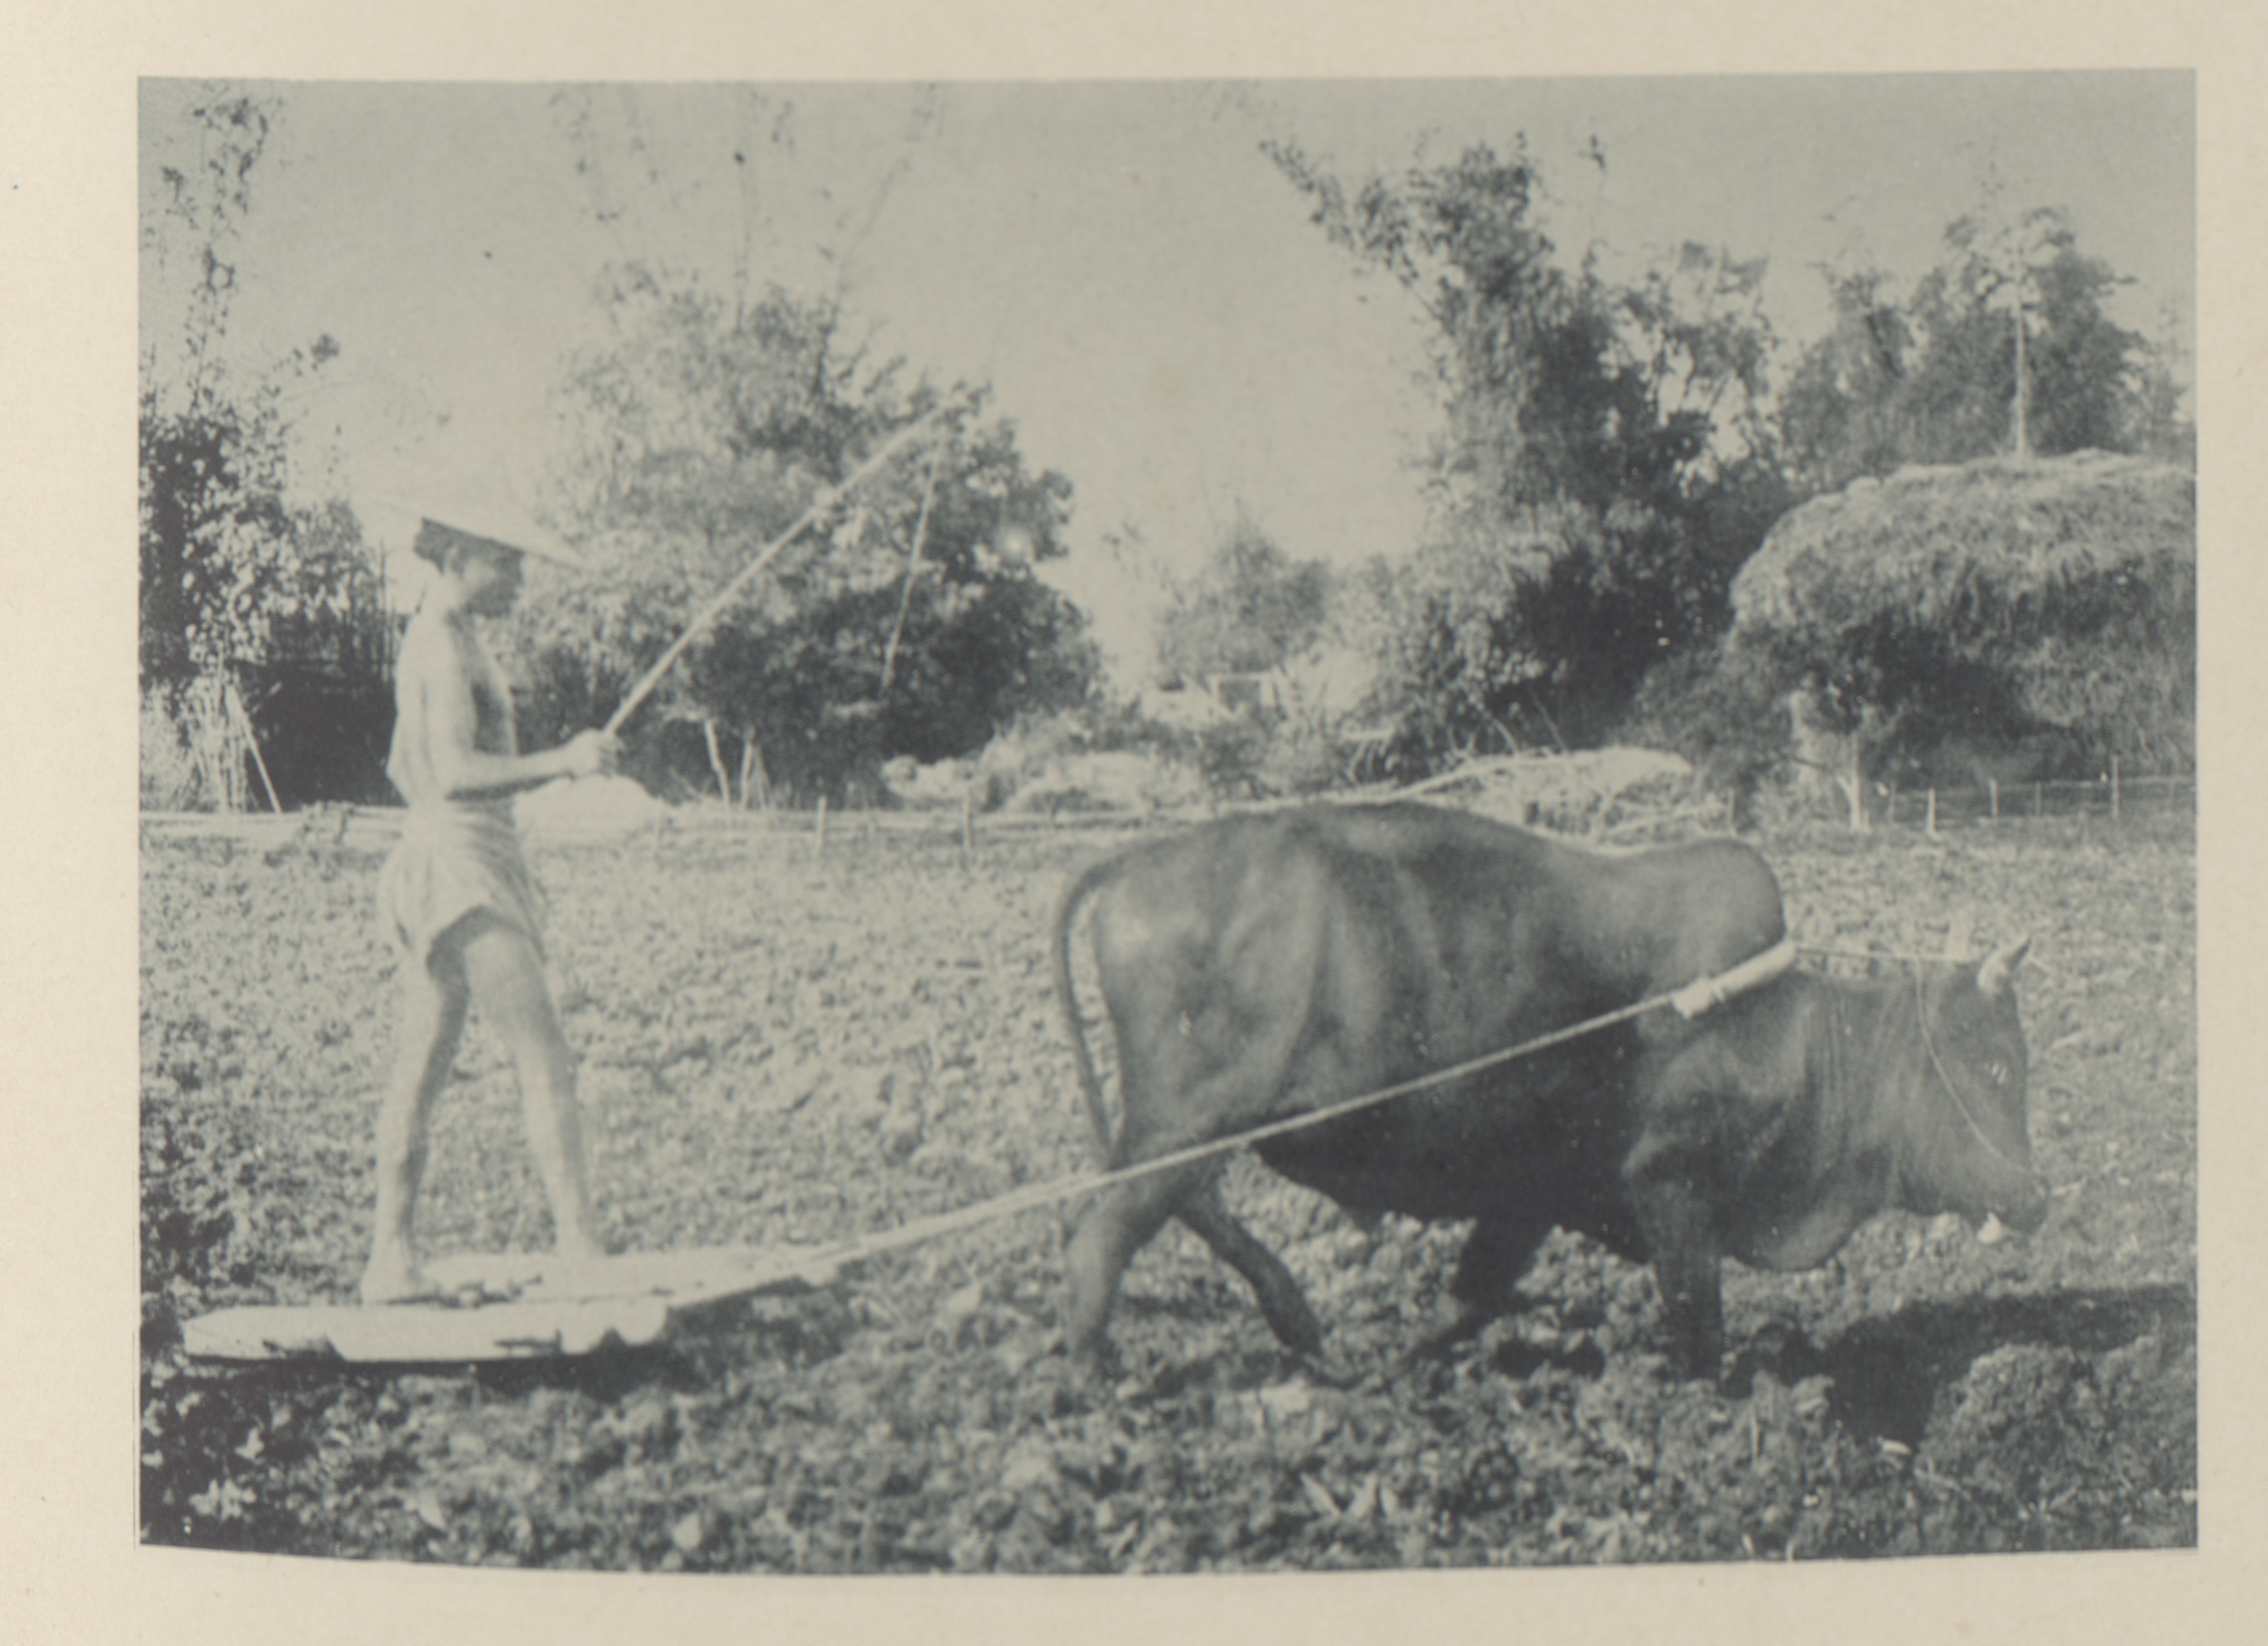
[359,506,620,1304]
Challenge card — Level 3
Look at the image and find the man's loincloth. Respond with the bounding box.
[376,804,548,967]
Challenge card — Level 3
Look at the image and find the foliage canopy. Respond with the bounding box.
[1777,208,2192,495]
[518,268,1098,803]
[1152,509,1333,685]
[139,90,392,807]
[1270,139,1790,758]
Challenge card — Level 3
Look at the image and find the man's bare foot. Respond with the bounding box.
[359,1250,437,1306]
[543,1234,616,1294]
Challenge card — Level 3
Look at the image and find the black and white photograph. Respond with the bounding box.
[124,67,2205,1581]
[20,0,2263,1631]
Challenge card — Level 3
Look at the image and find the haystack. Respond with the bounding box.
[1733,451,2193,644]
[1729,451,2195,776]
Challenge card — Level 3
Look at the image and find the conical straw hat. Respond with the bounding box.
[371,488,583,568]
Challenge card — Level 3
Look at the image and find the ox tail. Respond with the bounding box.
[1052,847,1132,1161]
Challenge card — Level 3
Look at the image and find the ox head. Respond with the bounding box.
[1895,923,2050,1239]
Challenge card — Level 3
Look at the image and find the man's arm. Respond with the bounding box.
[432,729,609,799]
[411,626,615,799]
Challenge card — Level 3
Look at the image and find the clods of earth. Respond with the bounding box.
[140,807,2196,1568]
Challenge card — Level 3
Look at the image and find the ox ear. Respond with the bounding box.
[1944,907,1979,963]
[1977,936,2031,998]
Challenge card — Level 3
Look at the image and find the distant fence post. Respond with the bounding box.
[740,735,770,812]
[1926,789,1938,837]
[1988,777,1999,821]
[2112,756,2121,821]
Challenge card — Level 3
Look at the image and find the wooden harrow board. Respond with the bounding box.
[180,1245,847,1362]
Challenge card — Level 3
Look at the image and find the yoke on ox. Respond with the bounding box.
[1051,804,2046,1382]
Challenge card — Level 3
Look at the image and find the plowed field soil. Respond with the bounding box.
[139,807,2195,1568]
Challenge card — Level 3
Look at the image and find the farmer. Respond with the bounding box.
[359,502,620,1304]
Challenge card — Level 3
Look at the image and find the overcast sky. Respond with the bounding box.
[140,74,2193,673]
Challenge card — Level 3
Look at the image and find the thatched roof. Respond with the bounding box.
[1731,452,2195,640]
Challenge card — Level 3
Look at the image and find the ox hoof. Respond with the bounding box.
[1065,1342,1119,1397]
[1298,1349,1359,1389]
[1405,1302,1495,1366]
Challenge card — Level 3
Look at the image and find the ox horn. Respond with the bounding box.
[1977,935,2032,998]
[1943,907,1979,962]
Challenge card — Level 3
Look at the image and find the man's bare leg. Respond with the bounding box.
[459,916,608,1273]
[359,940,471,1304]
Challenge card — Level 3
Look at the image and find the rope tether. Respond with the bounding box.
[775,938,1803,1282]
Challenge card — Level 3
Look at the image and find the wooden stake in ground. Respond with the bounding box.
[738,735,764,812]
[701,718,732,803]
[225,677,282,814]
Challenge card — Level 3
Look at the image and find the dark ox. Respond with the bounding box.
[1050,804,2046,1380]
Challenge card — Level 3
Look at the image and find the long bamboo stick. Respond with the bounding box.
[602,413,941,736]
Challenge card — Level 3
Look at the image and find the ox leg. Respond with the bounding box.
[1625,1074,1731,1381]
[1175,1180,1325,1360]
[1411,1215,1551,1360]
[1063,1169,1197,1378]
[1626,1178,1727,1382]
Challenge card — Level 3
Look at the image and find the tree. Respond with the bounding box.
[519,266,1097,804]
[2122,300,2197,469]
[1717,451,2194,822]
[1143,510,1363,800]
[139,90,389,806]
[1270,140,1787,759]
[139,338,378,691]
[1152,508,1332,683]
[1773,268,1926,499]
[1779,208,2188,496]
